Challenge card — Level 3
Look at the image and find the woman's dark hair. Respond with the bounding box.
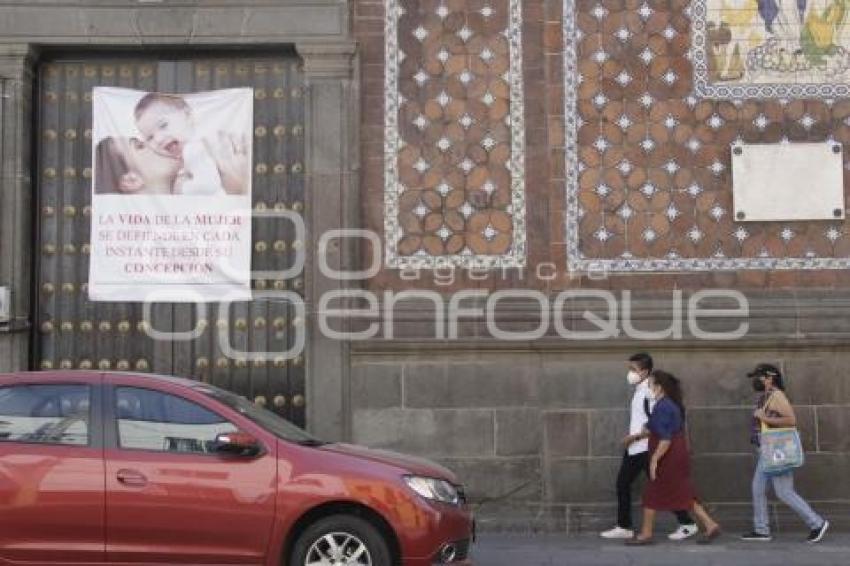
[94,136,130,194]
[629,352,653,373]
[651,369,685,418]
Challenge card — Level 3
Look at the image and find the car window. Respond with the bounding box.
[116,387,237,454]
[0,384,90,446]
[196,385,322,445]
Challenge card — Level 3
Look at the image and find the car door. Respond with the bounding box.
[103,375,277,564]
[0,373,105,563]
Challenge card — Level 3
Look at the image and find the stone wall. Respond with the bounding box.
[349,336,850,533]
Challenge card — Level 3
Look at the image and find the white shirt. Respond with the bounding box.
[178,140,225,196]
[628,380,654,455]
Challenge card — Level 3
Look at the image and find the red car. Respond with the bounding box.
[0,371,474,565]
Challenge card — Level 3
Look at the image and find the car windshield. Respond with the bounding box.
[197,385,323,445]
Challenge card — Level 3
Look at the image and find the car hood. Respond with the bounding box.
[318,442,459,483]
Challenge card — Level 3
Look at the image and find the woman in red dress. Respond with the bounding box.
[626,370,721,545]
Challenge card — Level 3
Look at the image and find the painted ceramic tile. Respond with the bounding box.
[694,0,850,97]
[564,0,850,272]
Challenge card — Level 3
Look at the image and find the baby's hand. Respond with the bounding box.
[172,170,192,195]
[204,131,250,195]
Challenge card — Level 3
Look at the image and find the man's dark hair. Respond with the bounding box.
[628,352,653,373]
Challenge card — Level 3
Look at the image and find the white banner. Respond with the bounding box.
[89,87,253,302]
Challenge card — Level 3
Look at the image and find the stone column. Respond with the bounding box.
[0,44,36,372]
[297,41,359,441]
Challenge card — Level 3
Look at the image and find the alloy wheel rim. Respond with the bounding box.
[305,531,372,566]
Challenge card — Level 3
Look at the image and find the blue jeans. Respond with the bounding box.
[752,456,824,535]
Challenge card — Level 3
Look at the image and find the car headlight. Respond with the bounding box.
[403,475,460,505]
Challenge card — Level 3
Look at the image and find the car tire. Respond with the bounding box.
[289,514,393,566]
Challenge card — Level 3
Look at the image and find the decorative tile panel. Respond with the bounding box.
[384,0,526,268]
[564,0,850,272]
[693,0,850,98]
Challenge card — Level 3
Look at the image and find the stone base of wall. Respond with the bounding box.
[470,501,850,534]
[347,306,850,534]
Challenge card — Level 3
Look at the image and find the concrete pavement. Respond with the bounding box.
[470,532,850,565]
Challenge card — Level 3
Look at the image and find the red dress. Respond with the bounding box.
[642,398,699,511]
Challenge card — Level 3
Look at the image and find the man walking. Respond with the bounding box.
[600,353,699,540]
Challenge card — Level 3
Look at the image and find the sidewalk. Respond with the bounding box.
[470,533,850,565]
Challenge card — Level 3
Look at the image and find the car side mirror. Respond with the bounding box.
[214,431,262,457]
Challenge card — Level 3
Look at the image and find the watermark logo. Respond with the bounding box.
[139,224,751,359]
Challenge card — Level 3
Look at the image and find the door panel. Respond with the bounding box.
[105,450,277,564]
[0,445,104,563]
[0,381,104,563]
[104,383,277,564]
[35,54,307,426]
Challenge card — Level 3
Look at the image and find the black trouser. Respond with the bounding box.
[616,451,694,529]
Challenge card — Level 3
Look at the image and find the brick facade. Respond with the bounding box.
[358,0,850,290]
[352,0,850,532]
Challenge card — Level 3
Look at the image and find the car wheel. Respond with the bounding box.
[290,514,392,566]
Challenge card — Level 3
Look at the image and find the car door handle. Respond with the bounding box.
[116,469,148,487]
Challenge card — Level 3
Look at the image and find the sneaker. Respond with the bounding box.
[807,520,829,543]
[600,526,635,539]
[668,524,699,541]
[740,531,772,542]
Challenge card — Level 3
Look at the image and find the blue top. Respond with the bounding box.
[647,397,684,440]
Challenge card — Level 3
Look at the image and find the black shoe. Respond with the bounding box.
[807,520,829,543]
[740,532,772,542]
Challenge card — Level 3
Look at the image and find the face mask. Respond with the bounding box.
[752,378,766,392]
[627,370,643,385]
